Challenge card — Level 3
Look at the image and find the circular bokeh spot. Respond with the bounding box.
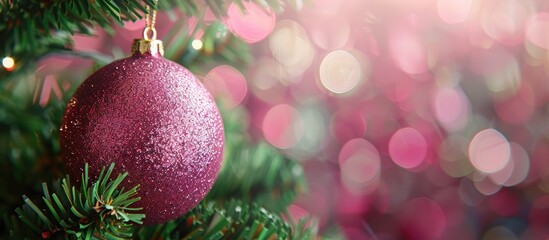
[270,20,315,76]
[339,138,381,192]
[226,2,276,43]
[389,127,428,169]
[262,104,304,149]
[468,129,511,174]
[319,50,363,94]
[2,56,15,70]
[433,87,470,132]
[204,65,248,109]
[503,143,530,187]
[526,13,549,49]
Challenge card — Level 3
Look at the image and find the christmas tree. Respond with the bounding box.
[4,0,549,239]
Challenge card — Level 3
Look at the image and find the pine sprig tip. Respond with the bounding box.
[8,163,144,239]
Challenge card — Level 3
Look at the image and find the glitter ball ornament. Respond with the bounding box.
[60,38,224,224]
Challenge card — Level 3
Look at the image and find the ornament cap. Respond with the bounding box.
[132,39,164,57]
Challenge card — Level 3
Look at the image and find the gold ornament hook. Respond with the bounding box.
[143,27,157,40]
[144,0,158,40]
[133,0,164,56]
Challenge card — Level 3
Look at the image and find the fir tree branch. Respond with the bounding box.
[7,163,144,239]
[136,199,317,240]
[0,0,302,79]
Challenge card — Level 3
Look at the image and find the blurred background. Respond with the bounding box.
[5,0,549,239]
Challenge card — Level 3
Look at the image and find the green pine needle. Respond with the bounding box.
[9,163,144,239]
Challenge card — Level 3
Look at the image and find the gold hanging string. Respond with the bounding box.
[144,0,158,40]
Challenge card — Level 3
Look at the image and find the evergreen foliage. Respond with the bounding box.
[0,1,317,238]
[136,200,316,240]
[7,163,144,239]
[0,0,303,79]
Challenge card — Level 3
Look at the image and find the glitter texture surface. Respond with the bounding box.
[60,52,224,224]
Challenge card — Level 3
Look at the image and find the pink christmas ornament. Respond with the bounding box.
[60,39,224,224]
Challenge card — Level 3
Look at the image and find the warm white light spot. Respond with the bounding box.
[192,39,203,50]
[269,20,315,76]
[319,50,362,94]
[468,129,511,174]
[3,56,15,70]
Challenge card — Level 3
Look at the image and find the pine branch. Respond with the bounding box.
[0,0,301,79]
[136,199,317,240]
[7,163,144,239]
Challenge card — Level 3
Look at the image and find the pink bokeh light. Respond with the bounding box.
[432,87,470,131]
[389,17,429,74]
[526,12,549,49]
[389,127,428,169]
[262,104,304,149]
[468,129,511,174]
[204,65,248,109]
[226,2,276,43]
